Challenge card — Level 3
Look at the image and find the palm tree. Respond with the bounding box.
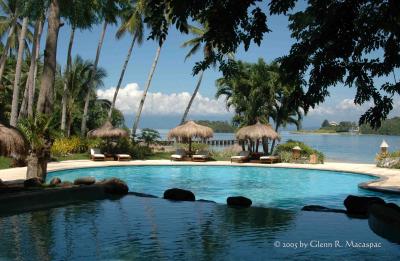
[107,0,145,120]
[81,0,126,136]
[9,16,29,126]
[0,0,18,82]
[64,56,107,136]
[29,0,61,179]
[179,24,209,124]
[60,0,98,132]
[18,15,44,119]
[131,44,163,138]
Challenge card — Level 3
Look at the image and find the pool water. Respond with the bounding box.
[47,166,400,209]
[0,196,399,260]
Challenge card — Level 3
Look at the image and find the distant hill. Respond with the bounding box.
[360,117,400,135]
[195,120,236,133]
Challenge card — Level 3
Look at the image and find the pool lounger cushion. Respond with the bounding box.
[116,154,131,161]
[260,156,280,163]
[171,154,184,160]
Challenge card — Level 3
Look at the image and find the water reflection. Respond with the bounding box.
[0,196,398,260]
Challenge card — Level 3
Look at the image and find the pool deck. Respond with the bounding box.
[1,160,400,194]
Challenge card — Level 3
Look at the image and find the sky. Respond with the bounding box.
[51,4,400,130]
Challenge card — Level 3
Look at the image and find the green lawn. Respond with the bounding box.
[144,152,171,160]
[0,157,12,169]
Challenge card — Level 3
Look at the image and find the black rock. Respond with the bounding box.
[197,199,216,203]
[302,205,346,213]
[73,177,96,186]
[344,195,385,216]
[101,178,129,195]
[129,191,158,198]
[24,177,43,188]
[49,177,62,185]
[227,196,252,208]
[58,181,73,188]
[163,188,195,201]
[368,203,400,244]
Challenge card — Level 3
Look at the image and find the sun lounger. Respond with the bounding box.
[231,151,250,163]
[90,148,105,161]
[115,154,131,161]
[170,149,187,161]
[260,155,280,164]
[192,150,210,162]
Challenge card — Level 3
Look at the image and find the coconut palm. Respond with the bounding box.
[107,0,145,120]
[131,44,163,138]
[81,0,127,136]
[60,0,98,132]
[18,15,44,119]
[0,0,19,81]
[9,16,29,126]
[179,24,210,124]
[31,0,61,179]
[70,57,106,136]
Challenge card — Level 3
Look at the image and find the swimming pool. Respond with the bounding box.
[47,165,399,209]
[1,196,399,260]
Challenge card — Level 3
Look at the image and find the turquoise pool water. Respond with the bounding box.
[47,166,400,209]
[0,196,399,260]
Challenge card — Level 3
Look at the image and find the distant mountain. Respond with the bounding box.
[195,120,236,133]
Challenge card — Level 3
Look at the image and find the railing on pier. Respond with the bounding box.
[158,139,238,146]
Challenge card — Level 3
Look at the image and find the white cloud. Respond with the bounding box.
[97,83,231,116]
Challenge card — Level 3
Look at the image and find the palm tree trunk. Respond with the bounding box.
[29,19,44,117]
[107,34,136,120]
[81,21,107,136]
[28,0,60,179]
[132,44,162,138]
[270,122,280,154]
[61,26,76,132]
[0,9,18,82]
[36,3,60,115]
[10,17,29,127]
[19,18,42,120]
[180,70,204,124]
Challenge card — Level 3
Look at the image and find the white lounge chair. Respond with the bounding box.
[231,151,250,163]
[192,150,210,162]
[170,149,187,161]
[90,148,105,161]
[115,153,131,161]
[260,155,280,164]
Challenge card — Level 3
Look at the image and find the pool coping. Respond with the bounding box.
[1,160,400,194]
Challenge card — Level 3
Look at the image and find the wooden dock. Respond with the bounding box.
[158,139,238,146]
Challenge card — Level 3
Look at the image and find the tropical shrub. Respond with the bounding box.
[51,137,102,156]
[376,151,400,169]
[210,145,242,161]
[139,128,161,146]
[273,140,324,163]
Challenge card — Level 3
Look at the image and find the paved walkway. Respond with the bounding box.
[1,160,400,194]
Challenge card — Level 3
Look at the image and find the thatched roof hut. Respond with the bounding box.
[168,121,213,140]
[235,121,279,141]
[87,121,129,139]
[167,121,213,153]
[0,123,27,159]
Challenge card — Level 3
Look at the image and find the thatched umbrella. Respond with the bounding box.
[0,123,27,160]
[87,121,129,153]
[167,121,213,153]
[87,121,129,139]
[235,121,279,153]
